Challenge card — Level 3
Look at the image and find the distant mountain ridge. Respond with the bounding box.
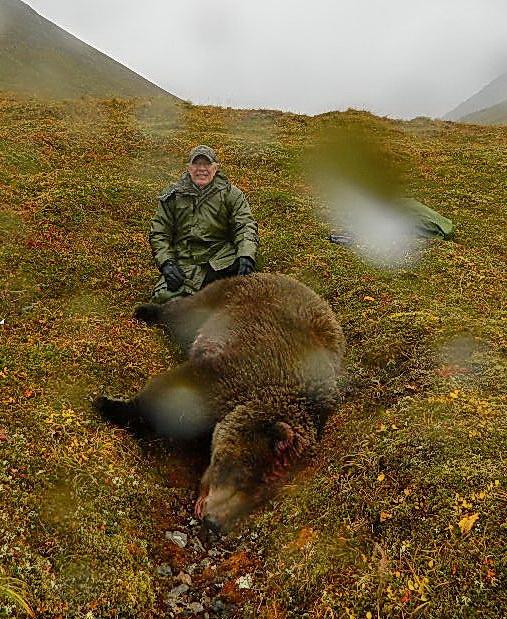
[459,99,507,126]
[444,71,507,124]
[0,0,181,100]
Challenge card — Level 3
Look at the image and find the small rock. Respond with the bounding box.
[165,530,188,548]
[236,574,253,589]
[192,537,205,552]
[208,548,221,558]
[176,572,192,586]
[167,583,189,599]
[211,599,227,613]
[0,319,5,326]
[187,602,204,614]
[156,563,173,577]
[186,563,198,575]
[189,518,199,526]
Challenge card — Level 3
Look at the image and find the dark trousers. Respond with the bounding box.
[201,260,240,289]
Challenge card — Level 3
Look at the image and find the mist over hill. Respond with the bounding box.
[444,71,507,124]
[0,0,181,100]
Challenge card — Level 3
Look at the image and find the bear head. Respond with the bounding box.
[195,403,316,533]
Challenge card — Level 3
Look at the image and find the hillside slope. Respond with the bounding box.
[444,71,507,121]
[0,0,180,100]
[459,98,507,125]
[0,96,506,618]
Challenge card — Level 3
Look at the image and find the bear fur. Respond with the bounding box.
[94,273,345,532]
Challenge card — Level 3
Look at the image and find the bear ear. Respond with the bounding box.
[271,421,294,443]
[262,422,311,483]
[270,421,296,456]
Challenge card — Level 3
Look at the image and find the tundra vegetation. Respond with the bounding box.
[0,93,506,618]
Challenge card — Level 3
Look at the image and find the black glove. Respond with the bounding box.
[161,260,185,292]
[237,256,255,276]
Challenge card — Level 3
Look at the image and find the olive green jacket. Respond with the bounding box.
[149,171,259,301]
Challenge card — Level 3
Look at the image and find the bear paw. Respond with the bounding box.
[133,303,162,324]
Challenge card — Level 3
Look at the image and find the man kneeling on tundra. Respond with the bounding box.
[149,145,259,303]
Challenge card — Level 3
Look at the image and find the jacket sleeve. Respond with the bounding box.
[227,186,259,261]
[149,192,176,269]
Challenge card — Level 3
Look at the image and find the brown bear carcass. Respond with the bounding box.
[94,273,345,533]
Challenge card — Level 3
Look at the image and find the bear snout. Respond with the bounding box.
[200,484,256,533]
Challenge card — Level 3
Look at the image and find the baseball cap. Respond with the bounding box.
[189,145,218,164]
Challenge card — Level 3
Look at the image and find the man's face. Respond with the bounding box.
[188,156,219,188]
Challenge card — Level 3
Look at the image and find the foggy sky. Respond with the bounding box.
[22,0,507,119]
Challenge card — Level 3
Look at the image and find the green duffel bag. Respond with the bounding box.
[399,198,455,240]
